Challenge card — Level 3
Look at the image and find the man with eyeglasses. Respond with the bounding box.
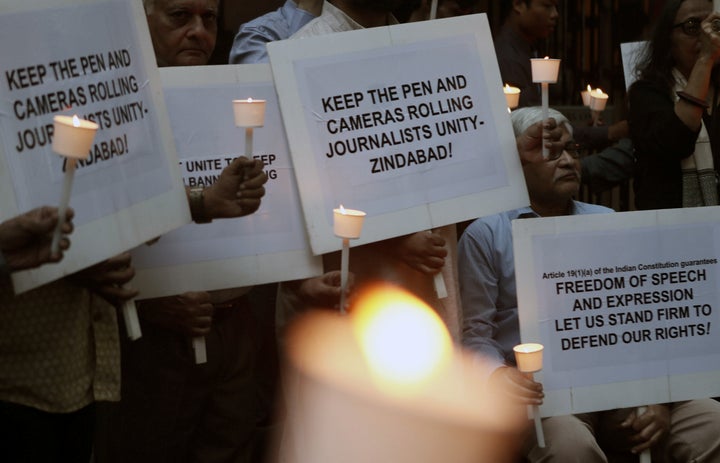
[458,106,720,462]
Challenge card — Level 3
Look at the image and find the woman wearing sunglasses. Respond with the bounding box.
[629,0,720,210]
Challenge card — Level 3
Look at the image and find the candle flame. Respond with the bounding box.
[543,56,549,60]
[352,284,452,395]
[72,115,80,127]
[247,97,253,103]
[339,204,346,214]
[595,88,605,96]
[586,84,592,92]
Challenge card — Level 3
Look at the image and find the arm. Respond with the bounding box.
[629,80,703,163]
[674,13,720,131]
[137,291,214,337]
[619,404,671,454]
[380,231,447,275]
[187,156,267,222]
[70,252,138,307]
[580,138,636,192]
[457,219,511,364]
[0,206,74,273]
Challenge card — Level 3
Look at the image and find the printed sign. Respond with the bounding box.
[268,14,528,254]
[514,207,720,416]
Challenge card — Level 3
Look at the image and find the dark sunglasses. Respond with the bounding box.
[547,141,582,161]
[673,17,703,36]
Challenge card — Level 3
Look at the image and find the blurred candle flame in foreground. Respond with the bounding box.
[352,285,452,395]
[277,283,528,463]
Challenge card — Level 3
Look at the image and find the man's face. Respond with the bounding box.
[146,0,218,67]
[522,125,581,204]
[516,0,558,41]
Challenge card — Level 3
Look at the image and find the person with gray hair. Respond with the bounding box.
[458,106,720,461]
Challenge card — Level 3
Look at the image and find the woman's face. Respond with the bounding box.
[671,0,713,76]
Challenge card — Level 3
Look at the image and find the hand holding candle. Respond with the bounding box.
[530,57,561,159]
[50,115,98,256]
[513,343,546,448]
[333,205,366,314]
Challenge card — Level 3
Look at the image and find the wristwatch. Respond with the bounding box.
[188,187,212,224]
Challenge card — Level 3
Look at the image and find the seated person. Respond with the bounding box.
[458,106,720,462]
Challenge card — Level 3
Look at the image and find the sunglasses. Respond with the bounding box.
[673,17,703,36]
[546,141,583,161]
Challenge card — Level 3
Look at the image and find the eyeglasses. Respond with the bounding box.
[673,17,702,36]
[547,141,582,161]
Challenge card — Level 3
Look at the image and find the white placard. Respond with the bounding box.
[268,14,528,255]
[513,207,720,417]
[620,41,647,90]
[0,0,189,293]
[130,64,322,298]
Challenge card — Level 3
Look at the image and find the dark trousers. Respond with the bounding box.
[0,401,95,463]
[95,300,261,463]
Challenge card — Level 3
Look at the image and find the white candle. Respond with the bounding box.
[122,298,142,341]
[193,336,207,364]
[581,85,593,107]
[429,0,438,19]
[232,98,266,128]
[333,206,366,313]
[52,115,99,158]
[333,206,366,240]
[513,343,544,373]
[233,99,265,158]
[50,115,98,255]
[589,88,608,111]
[280,285,524,463]
[531,58,560,159]
[530,57,561,84]
[514,343,545,448]
[503,84,521,110]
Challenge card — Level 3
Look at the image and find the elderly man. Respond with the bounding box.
[94,1,270,462]
[459,106,720,462]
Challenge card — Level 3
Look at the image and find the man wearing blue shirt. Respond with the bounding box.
[228,0,322,64]
[459,106,720,462]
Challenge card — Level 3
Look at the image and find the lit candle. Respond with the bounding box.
[333,205,366,240]
[232,98,266,157]
[589,88,608,112]
[281,284,524,463]
[513,343,545,448]
[333,205,366,313]
[232,98,266,127]
[50,115,98,256]
[503,84,521,110]
[530,57,561,84]
[581,85,593,107]
[530,57,561,159]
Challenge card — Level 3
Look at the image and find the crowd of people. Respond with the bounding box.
[1,0,720,462]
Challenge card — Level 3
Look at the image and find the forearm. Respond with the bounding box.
[675,55,715,131]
